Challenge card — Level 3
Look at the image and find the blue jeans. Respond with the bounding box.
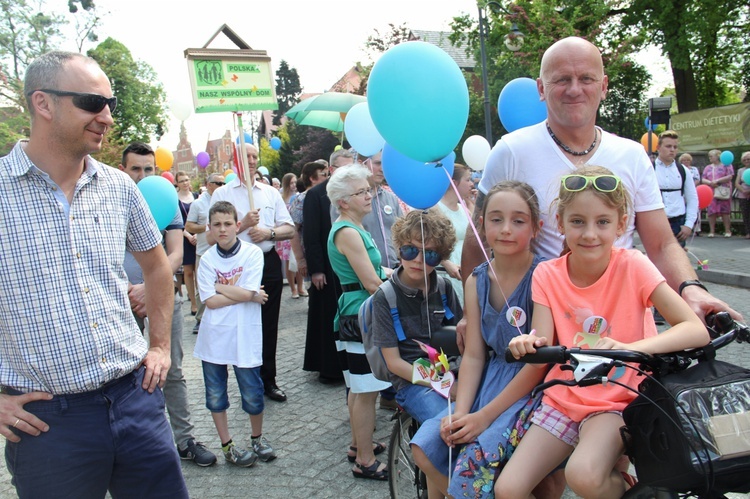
[4,366,187,499]
[395,383,453,424]
[668,214,687,247]
[202,361,264,415]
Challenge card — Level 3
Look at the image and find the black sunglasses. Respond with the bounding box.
[399,245,442,267]
[30,89,117,114]
[210,181,226,186]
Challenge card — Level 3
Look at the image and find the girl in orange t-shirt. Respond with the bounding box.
[496,165,709,499]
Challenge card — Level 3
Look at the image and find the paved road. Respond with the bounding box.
[0,279,749,498]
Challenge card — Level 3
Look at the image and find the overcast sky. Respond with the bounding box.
[56,0,671,156]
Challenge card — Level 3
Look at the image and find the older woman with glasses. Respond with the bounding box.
[327,164,392,481]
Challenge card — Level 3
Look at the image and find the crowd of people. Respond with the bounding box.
[0,37,746,499]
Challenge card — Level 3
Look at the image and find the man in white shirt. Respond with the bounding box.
[654,130,698,248]
[209,144,295,402]
[186,172,225,334]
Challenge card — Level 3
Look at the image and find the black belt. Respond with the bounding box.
[341,283,364,292]
[668,214,686,222]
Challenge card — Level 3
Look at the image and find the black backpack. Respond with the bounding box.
[621,358,750,494]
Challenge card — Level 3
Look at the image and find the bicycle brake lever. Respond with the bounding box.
[531,378,577,398]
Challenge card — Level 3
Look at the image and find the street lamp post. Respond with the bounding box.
[478,1,523,145]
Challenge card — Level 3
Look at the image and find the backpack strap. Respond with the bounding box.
[437,276,455,321]
[655,162,687,196]
[381,281,407,341]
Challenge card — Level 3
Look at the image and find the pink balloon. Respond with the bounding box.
[696,184,713,209]
[161,171,175,184]
[196,151,210,168]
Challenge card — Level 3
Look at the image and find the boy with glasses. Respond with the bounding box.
[371,210,463,423]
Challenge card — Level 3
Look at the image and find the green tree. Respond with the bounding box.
[274,59,301,125]
[275,120,338,175]
[621,0,748,112]
[87,37,167,145]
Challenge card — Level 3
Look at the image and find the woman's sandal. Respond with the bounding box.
[352,459,388,481]
[347,442,386,463]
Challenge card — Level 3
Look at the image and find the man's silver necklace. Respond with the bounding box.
[546,123,598,156]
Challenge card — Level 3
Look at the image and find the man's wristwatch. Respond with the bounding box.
[269,229,276,241]
[678,279,707,296]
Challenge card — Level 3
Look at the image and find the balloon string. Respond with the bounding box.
[442,168,523,336]
[419,213,432,339]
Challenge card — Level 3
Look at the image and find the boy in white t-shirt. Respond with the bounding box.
[195,201,274,467]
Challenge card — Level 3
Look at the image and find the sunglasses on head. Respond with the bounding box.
[30,89,117,114]
[399,245,442,267]
[561,174,621,193]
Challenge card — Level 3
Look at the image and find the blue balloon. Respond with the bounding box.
[644,117,657,132]
[497,78,547,133]
[225,173,237,183]
[235,132,253,145]
[720,151,734,165]
[344,102,385,157]
[382,143,455,209]
[368,41,469,163]
[137,176,178,231]
[270,137,281,150]
[743,168,750,186]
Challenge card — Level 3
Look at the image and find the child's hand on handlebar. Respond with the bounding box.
[507,329,548,359]
[593,336,626,350]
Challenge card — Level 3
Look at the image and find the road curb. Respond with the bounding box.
[697,268,750,290]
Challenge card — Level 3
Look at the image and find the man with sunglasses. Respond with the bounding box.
[186,172,226,334]
[465,36,738,327]
[0,52,188,497]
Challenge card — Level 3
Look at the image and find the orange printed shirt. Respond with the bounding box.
[532,248,664,421]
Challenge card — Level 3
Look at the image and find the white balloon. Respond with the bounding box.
[258,166,269,176]
[169,99,193,122]
[461,135,491,171]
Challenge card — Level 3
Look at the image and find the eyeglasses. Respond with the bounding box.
[210,181,226,186]
[29,89,117,114]
[347,188,372,199]
[318,171,330,178]
[561,175,621,193]
[399,245,442,267]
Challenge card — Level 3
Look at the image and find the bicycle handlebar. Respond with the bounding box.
[504,312,750,373]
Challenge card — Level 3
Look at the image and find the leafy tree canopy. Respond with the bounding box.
[87,37,168,146]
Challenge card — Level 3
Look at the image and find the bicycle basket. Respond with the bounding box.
[621,359,750,494]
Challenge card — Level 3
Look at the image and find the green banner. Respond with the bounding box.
[187,58,278,113]
[671,102,750,152]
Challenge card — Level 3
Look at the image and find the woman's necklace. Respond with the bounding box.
[546,123,598,156]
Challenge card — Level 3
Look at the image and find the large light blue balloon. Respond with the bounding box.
[497,78,547,133]
[344,102,385,157]
[137,176,178,231]
[720,151,734,165]
[270,137,281,150]
[368,41,469,163]
[382,143,455,209]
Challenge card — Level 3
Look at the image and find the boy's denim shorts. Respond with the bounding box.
[202,361,264,415]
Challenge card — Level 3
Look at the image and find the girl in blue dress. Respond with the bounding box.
[412,181,544,498]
